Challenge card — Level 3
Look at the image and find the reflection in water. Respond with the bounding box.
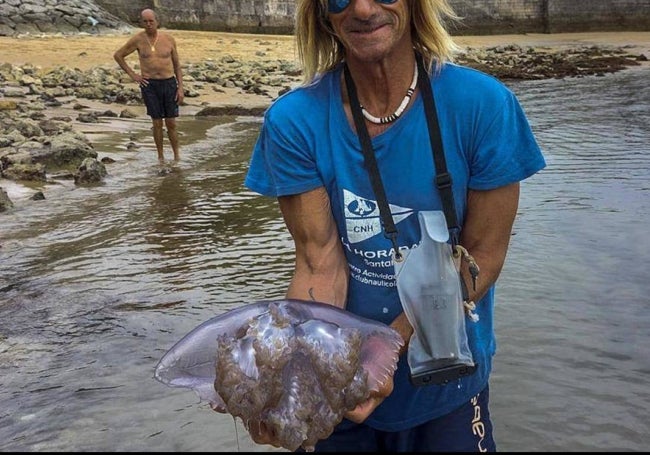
[0,67,649,451]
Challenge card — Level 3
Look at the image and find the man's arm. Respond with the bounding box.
[458,182,520,304]
[113,36,144,84]
[278,187,400,425]
[169,35,184,104]
[246,187,349,448]
[278,186,348,307]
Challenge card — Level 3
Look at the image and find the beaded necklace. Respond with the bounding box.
[360,61,418,125]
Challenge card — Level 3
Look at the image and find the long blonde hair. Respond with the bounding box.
[295,0,460,83]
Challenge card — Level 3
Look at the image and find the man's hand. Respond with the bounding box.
[345,374,394,423]
[176,86,184,105]
[245,419,283,449]
[133,74,148,87]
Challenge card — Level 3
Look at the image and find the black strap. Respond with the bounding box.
[415,57,470,304]
[343,54,461,254]
[416,56,461,247]
[343,64,401,259]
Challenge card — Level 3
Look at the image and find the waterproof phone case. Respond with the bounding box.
[394,211,476,386]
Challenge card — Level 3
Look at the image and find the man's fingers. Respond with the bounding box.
[247,420,281,447]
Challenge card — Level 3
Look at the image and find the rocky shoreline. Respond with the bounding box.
[0,0,132,36]
[0,41,647,212]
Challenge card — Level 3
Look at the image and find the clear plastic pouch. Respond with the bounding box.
[394,211,476,386]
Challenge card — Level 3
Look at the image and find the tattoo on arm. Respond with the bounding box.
[308,288,316,301]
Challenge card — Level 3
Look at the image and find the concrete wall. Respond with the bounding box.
[452,0,650,34]
[450,0,547,35]
[154,0,295,34]
[96,0,295,34]
[547,0,650,33]
[96,0,650,35]
[97,0,151,24]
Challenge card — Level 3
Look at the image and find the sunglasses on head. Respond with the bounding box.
[328,0,399,14]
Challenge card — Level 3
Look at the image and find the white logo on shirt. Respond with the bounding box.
[343,189,413,243]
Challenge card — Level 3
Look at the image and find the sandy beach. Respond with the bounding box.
[2,30,649,71]
[1,29,649,110]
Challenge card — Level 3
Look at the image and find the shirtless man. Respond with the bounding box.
[114,8,184,162]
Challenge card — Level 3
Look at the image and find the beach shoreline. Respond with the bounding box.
[1,30,649,70]
[1,30,649,111]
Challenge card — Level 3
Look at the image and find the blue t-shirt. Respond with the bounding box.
[245,62,546,431]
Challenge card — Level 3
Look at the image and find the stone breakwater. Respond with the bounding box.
[0,0,132,36]
[0,43,647,212]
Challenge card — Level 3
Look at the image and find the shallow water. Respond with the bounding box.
[1,65,649,452]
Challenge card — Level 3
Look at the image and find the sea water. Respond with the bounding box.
[0,65,648,451]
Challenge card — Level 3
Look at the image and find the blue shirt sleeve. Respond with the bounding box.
[245,91,326,198]
[468,86,546,190]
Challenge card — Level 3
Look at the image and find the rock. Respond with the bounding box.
[2,87,27,97]
[2,162,47,182]
[0,0,132,37]
[119,109,137,119]
[195,105,267,117]
[74,157,106,184]
[0,130,26,147]
[0,100,17,110]
[0,186,13,211]
[13,118,44,138]
[37,132,97,168]
[455,44,644,80]
[39,118,72,135]
[77,112,100,123]
[99,110,118,117]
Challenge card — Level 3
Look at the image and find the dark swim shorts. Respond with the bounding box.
[298,385,496,452]
[140,77,179,119]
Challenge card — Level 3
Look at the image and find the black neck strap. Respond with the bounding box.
[415,55,461,247]
[343,54,461,254]
[343,63,401,259]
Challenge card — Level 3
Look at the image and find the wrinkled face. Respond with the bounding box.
[140,12,158,31]
[327,0,410,63]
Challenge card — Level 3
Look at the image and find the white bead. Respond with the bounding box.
[361,62,419,125]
